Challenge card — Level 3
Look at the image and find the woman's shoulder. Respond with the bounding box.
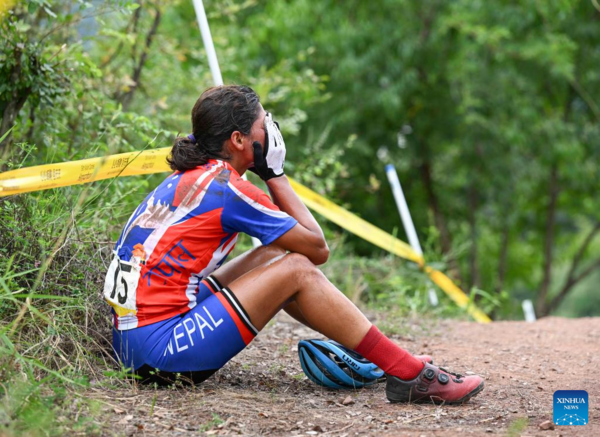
[225,174,279,211]
[227,174,266,199]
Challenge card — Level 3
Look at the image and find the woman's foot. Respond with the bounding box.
[386,363,484,404]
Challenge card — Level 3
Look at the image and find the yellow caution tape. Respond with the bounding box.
[0,148,172,196]
[0,1,17,16]
[290,181,491,323]
[425,267,491,323]
[289,180,423,265]
[0,148,491,323]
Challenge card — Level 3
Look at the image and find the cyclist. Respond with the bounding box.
[105,85,484,404]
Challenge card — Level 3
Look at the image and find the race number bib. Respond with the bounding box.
[103,255,142,317]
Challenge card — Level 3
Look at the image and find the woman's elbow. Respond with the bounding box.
[311,243,330,266]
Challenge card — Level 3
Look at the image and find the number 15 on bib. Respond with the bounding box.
[103,253,142,317]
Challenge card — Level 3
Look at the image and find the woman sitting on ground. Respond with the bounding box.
[105,85,484,404]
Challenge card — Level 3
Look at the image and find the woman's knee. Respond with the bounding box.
[283,253,319,280]
[258,244,286,259]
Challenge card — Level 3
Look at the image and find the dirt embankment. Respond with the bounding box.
[88,316,599,436]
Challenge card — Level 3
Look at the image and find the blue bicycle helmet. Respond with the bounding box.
[298,339,384,389]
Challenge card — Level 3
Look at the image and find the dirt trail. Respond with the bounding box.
[90,316,599,436]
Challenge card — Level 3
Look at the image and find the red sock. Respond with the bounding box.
[355,325,424,380]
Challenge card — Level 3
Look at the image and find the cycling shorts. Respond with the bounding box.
[112,276,258,384]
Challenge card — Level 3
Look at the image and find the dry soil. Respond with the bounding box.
[87,315,600,436]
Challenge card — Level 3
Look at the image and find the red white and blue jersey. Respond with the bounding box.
[105,159,297,330]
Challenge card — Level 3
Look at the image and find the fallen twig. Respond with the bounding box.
[402,413,437,424]
[323,421,356,435]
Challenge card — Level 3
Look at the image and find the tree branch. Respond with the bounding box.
[548,256,600,314]
[119,5,161,111]
[569,78,600,125]
[546,221,600,314]
[100,6,141,68]
[572,257,600,284]
[563,222,600,287]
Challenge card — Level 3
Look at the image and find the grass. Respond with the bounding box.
[0,184,136,435]
[507,417,529,437]
[0,376,104,436]
[198,413,224,432]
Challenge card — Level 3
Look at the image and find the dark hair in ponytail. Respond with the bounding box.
[167,85,261,171]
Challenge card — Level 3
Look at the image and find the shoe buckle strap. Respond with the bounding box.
[438,366,464,380]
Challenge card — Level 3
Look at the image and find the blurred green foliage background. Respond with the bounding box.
[1,0,600,433]
[4,0,596,318]
[0,0,598,324]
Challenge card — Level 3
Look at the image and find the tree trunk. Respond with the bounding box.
[1,45,32,159]
[417,142,463,283]
[25,104,37,144]
[469,142,485,291]
[496,220,510,294]
[536,163,559,315]
[536,81,576,316]
[468,182,480,290]
[412,7,462,282]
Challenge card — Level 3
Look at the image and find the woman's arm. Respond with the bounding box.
[267,175,329,265]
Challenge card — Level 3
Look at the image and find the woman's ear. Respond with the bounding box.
[230,131,245,152]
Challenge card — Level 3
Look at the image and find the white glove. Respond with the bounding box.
[250,112,286,180]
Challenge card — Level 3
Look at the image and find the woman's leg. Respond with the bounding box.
[213,245,313,328]
[217,252,483,403]
[226,252,425,379]
[225,252,485,405]
[226,252,370,348]
[212,244,285,285]
[218,249,421,371]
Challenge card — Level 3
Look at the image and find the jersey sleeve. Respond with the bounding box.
[221,177,298,245]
